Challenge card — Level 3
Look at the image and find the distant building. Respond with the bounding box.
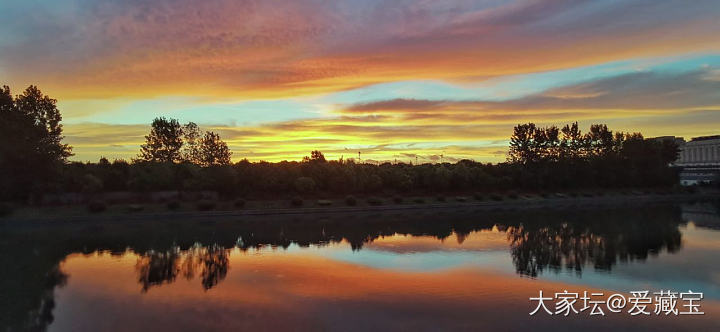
[674,135,720,186]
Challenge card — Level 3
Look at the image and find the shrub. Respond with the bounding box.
[234,199,246,208]
[0,202,14,217]
[345,195,357,206]
[81,174,104,194]
[455,196,468,202]
[367,197,383,206]
[317,199,333,206]
[490,193,503,201]
[87,200,107,213]
[291,196,304,206]
[393,196,403,204]
[413,197,425,204]
[436,196,446,202]
[196,200,216,211]
[507,191,519,199]
[473,192,484,201]
[294,177,316,193]
[167,200,181,210]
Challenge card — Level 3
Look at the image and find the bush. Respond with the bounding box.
[413,197,425,204]
[490,193,503,201]
[345,195,357,206]
[317,199,333,206]
[167,200,181,210]
[81,174,104,194]
[87,200,107,213]
[0,202,14,217]
[507,191,519,199]
[436,196,446,202]
[196,200,216,211]
[393,196,403,204]
[473,192,484,201]
[127,204,144,212]
[291,196,303,206]
[367,197,383,206]
[294,177,316,193]
[234,199,246,208]
[455,196,468,202]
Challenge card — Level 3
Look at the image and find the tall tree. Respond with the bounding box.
[182,122,202,163]
[508,123,537,164]
[198,131,232,166]
[560,122,584,159]
[586,124,614,157]
[138,117,184,163]
[0,85,72,200]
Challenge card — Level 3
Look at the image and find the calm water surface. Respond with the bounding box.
[2,202,720,331]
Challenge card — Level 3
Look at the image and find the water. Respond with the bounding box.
[2,202,720,331]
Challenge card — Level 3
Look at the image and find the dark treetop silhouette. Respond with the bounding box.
[0,85,682,204]
[0,85,72,201]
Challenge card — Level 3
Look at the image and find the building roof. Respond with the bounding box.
[690,135,720,142]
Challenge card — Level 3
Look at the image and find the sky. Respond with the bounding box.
[1,0,719,163]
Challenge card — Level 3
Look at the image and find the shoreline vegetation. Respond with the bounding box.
[3,189,718,223]
[2,84,715,220]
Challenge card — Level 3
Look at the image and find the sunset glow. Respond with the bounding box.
[2,0,719,162]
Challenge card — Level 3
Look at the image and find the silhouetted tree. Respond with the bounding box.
[0,85,72,200]
[508,123,536,164]
[560,122,584,159]
[198,131,231,166]
[303,150,326,163]
[182,122,202,164]
[138,117,184,163]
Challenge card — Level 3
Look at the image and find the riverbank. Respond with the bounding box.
[3,190,719,224]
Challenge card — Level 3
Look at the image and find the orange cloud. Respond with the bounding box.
[3,0,719,99]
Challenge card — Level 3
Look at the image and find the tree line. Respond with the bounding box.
[138,117,231,166]
[507,122,680,189]
[0,85,681,202]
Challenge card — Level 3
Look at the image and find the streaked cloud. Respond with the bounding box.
[2,0,719,162]
[343,69,720,116]
[2,0,719,99]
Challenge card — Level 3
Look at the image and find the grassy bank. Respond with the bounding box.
[2,187,718,223]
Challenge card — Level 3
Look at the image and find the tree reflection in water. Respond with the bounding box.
[507,208,683,277]
[136,244,229,291]
[0,203,709,331]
